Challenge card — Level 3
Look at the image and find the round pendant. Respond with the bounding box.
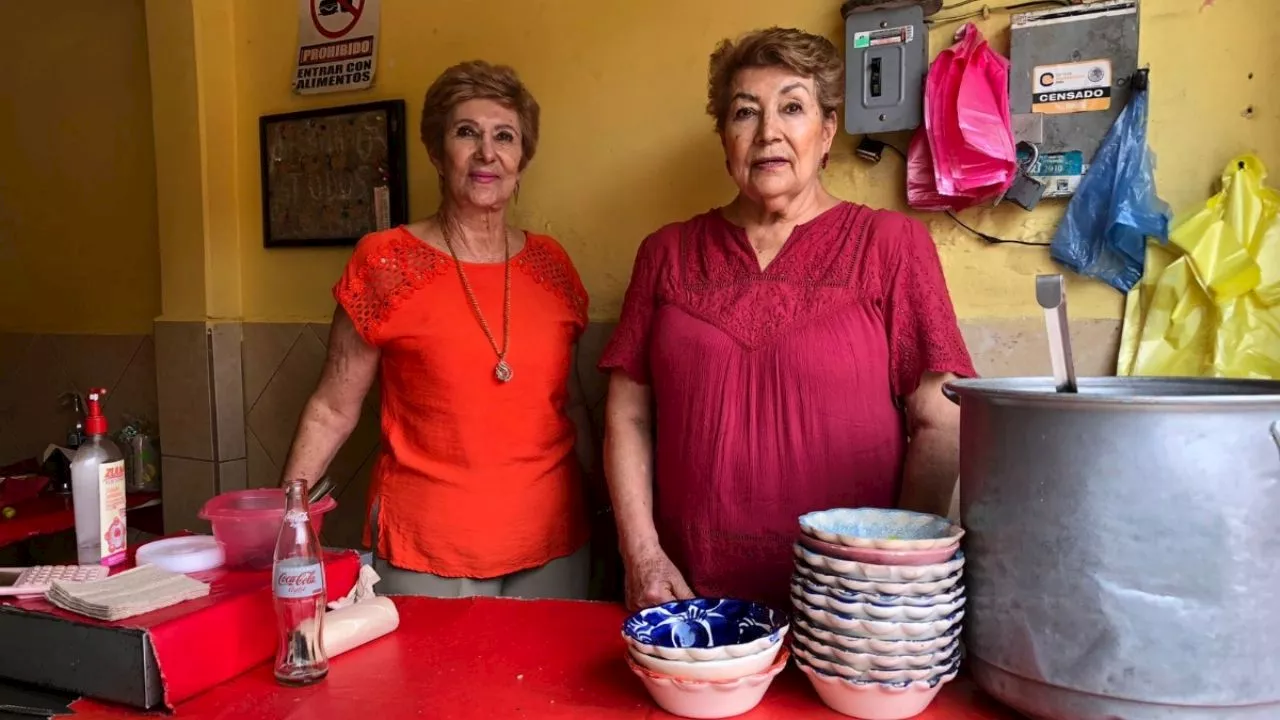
[495,360,513,383]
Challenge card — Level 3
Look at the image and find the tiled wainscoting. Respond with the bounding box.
[152,321,381,547]
[0,316,1118,564]
[240,322,381,549]
[153,322,247,535]
[151,316,1120,549]
[0,332,158,467]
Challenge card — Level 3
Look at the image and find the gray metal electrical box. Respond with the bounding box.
[1009,0,1141,197]
[844,4,928,135]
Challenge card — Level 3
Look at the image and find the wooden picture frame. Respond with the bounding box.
[259,99,409,248]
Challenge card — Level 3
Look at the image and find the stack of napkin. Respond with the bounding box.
[47,564,210,622]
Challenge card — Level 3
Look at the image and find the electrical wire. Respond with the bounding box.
[928,0,1071,24]
[942,0,1066,6]
[878,141,1051,247]
[944,211,1051,247]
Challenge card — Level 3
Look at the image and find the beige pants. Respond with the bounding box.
[370,499,590,599]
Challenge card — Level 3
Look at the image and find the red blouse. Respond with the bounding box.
[599,202,975,609]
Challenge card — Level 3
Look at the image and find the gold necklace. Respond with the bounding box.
[441,222,513,383]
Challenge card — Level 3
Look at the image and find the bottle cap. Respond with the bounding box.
[85,387,109,436]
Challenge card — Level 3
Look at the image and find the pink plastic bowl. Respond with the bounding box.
[627,647,790,719]
[198,489,336,570]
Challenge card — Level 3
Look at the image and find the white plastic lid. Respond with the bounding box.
[135,535,225,574]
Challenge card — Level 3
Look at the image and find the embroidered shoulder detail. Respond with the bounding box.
[515,235,588,326]
[335,229,451,341]
[881,212,977,396]
[669,204,875,349]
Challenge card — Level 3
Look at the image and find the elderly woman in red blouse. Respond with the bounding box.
[600,28,975,611]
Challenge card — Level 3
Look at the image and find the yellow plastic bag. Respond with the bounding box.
[1118,155,1280,379]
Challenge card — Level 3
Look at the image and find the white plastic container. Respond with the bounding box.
[136,536,225,574]
[70,388,127,566]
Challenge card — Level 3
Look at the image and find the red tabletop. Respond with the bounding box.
[70,596,1021,719]
[0,491,162,548]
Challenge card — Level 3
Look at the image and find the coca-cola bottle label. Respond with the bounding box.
[274,562,324,599]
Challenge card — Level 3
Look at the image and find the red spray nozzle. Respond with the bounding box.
[85,387,109,435]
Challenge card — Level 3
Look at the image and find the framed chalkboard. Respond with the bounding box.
[259,100,409,248]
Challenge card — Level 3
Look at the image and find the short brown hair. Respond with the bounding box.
[706,28,844,132]
[419,60,541,170]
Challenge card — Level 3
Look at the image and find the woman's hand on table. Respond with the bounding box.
[605,371,692,610]
[624,545,694,610]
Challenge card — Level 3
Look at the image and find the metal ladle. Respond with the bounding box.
[308,476,335,505]
[1036,274,1078,393]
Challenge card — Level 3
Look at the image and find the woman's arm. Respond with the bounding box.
[898,371,961,519]
[604,373,658,557]
[281,308,380,489]
[604,371,692,609]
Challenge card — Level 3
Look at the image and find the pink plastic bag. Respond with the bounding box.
[908,24,1016,211]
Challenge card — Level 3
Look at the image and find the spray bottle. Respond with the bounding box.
[70,388,128,566]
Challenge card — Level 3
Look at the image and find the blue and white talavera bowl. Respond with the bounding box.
[798,508,964,551]
[623,598,790,662]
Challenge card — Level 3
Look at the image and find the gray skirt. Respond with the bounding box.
[369,499,590,599]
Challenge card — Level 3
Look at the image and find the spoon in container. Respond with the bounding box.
[1036,274,1078,393]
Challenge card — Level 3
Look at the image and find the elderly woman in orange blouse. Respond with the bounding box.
[281,61,593,598]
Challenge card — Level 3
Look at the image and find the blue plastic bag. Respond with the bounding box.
[1049,76,1171,293]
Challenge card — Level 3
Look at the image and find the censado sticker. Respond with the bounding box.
[1031,59,1112,115]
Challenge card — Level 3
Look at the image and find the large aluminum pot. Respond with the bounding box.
[946,377,1280,720]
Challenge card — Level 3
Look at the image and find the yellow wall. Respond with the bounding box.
[144,0,207,323]
[0,1,160,334]
[206,0,1279,323]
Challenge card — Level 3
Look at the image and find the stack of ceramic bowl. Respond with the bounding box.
[622,598,790,719]
[790,508,966,720]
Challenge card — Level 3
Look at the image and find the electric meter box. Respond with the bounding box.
[844,4,929,135]
[1009,0,1140,197]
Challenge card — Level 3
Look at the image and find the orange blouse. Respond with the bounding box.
[334,227,589,579]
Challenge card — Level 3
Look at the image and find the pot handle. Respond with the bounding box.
[942,385,960,406]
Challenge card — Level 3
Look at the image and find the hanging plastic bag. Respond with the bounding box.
[1049,74,1171,293]
[907,23,1017,211]
[1117,155,1280,380]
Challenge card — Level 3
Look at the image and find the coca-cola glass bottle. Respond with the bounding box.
[272,478,329,686]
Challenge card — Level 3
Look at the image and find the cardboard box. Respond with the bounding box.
[0,550,360,709]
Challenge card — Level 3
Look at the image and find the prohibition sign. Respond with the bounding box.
[310,0,365,40]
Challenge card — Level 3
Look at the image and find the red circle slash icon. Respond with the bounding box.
[311,0,364,40]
